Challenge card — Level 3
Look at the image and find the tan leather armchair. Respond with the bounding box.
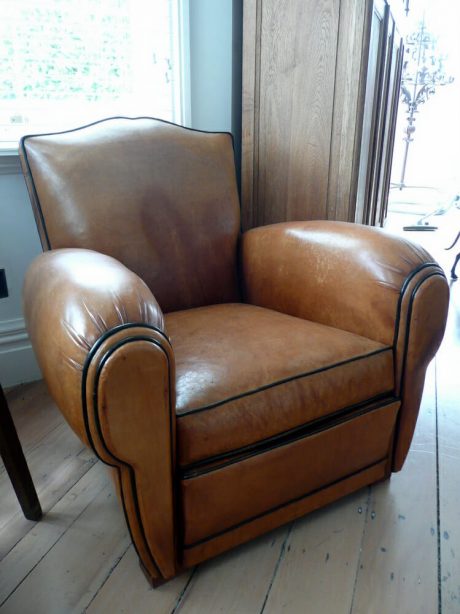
[20,117,449,585]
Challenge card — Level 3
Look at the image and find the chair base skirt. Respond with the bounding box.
[138,398,399,585]
[180,399,399,550]
[181,458,390,568]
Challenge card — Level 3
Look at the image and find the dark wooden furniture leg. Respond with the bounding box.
[451,252,460,280]
[0,384,42,521]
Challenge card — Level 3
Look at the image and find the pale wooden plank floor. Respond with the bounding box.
[1,233,458,613]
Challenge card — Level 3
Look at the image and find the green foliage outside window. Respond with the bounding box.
[0,0,133,103]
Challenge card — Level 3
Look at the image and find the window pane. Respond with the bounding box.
[0,0,181,142]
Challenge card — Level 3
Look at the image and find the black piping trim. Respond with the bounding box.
[20,114,236,143]
[20,145,51,249]
[81,322,169,452]
[183,458,387,549]
[391,262,444,397]
[398,271,446,402]
[392,262,443,350]
[20,115,238,251]
[81,328,174,578]
[177,346,393,417]
[180,392,397,478]
[392,270,446,465]
[93,336,169,577]
[92,336,172,577]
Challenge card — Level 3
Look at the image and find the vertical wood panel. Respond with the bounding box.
[378,36,403,226]
[242,0,341,228]
[242,0,399,228]
[258,0,340,225]
[371,10,394,227]
[327,0,371,222]
[241,0,259,231]
[355,0,388,225]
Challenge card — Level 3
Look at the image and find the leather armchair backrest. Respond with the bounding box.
[20,117,241,312]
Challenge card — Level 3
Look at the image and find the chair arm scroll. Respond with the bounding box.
[24,248,167,441]
[24,248,177,580]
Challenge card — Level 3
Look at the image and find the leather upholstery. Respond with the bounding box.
[23,248,166,443]
[181,400,400,546]
[241,221,449,468]
[20,118,449,585]
[21,117,241,312]
[392,271,449,469]
[183,460,389,567]
[84,326,177,580]
[23,248,177,580]
[166,303,394,467]
[241,220,435,345]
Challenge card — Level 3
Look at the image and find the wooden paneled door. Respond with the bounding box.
[242,0,403,230]
[357,2,403,227]
[242,0,341,229]
[378,30,404,226]
[355,0,390,226]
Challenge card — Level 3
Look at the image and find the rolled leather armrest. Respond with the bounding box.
[241,221,446,345]
[241,221,449,469]
[24,248,166,442]
[24,248,177,580]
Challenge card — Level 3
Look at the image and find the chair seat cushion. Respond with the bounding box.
[165,304,394,468]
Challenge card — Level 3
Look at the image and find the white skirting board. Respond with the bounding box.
[0,318,41,387]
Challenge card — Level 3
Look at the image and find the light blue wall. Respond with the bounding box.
[0,162,42,385]
[189,0,242,179]
[189,0,234,132]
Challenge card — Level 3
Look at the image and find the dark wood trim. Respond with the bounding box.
[0,385,42,521]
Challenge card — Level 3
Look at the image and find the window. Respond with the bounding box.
[0,0,188,146]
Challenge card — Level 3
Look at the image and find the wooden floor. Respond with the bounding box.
[1,229,459,613]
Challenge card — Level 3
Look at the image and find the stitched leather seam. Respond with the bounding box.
[177,346,393,417]
[180,396,398,479]
[182,458,387,549]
